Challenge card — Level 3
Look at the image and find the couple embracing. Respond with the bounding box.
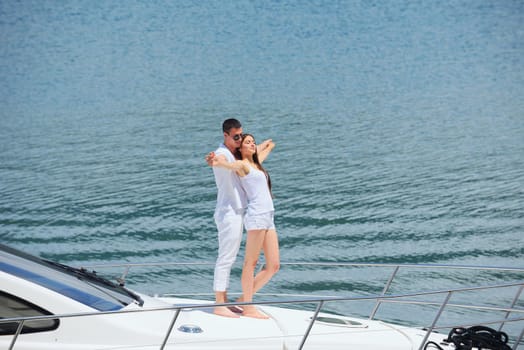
[206,118,279,319]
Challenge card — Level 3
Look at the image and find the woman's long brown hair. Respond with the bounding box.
[235,134,272,194]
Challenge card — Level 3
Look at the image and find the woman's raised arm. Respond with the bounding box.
[207,152,249,176]
[257,139,275,164]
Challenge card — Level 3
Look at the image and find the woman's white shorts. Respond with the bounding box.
[244,211,275,231]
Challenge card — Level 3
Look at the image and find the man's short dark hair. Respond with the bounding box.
[222,118,242,133]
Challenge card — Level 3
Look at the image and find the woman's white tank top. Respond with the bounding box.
[240,164,274,215]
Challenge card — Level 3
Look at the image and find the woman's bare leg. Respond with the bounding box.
[241,229,269,319]
[252,229,280,294]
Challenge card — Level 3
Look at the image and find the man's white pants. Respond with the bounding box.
[213,209,244,292]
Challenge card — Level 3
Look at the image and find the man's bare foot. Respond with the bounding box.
[242,306,269,319]
[214,306,240,318]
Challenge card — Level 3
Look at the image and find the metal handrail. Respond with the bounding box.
[3,262,524,350]
[3,282,524,323]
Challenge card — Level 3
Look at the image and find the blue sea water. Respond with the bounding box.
[0,0,523,330]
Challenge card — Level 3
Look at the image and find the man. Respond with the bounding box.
[206,118,272,318]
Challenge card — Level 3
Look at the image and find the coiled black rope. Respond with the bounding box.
[424,325,512,350]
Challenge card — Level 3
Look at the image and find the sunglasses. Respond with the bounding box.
[232,133,243,141]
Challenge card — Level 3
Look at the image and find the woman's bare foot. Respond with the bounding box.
[242,306,269,319]
[214,306,240,318]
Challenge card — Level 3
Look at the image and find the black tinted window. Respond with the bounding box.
[0,292,59,335]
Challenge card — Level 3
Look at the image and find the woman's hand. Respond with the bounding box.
[205,151,216,167]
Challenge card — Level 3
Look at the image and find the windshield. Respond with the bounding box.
[0,244,142,311]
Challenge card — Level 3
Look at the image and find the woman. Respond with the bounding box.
[210,134,279,319]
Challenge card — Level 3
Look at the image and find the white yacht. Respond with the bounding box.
[1,243,522,349]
